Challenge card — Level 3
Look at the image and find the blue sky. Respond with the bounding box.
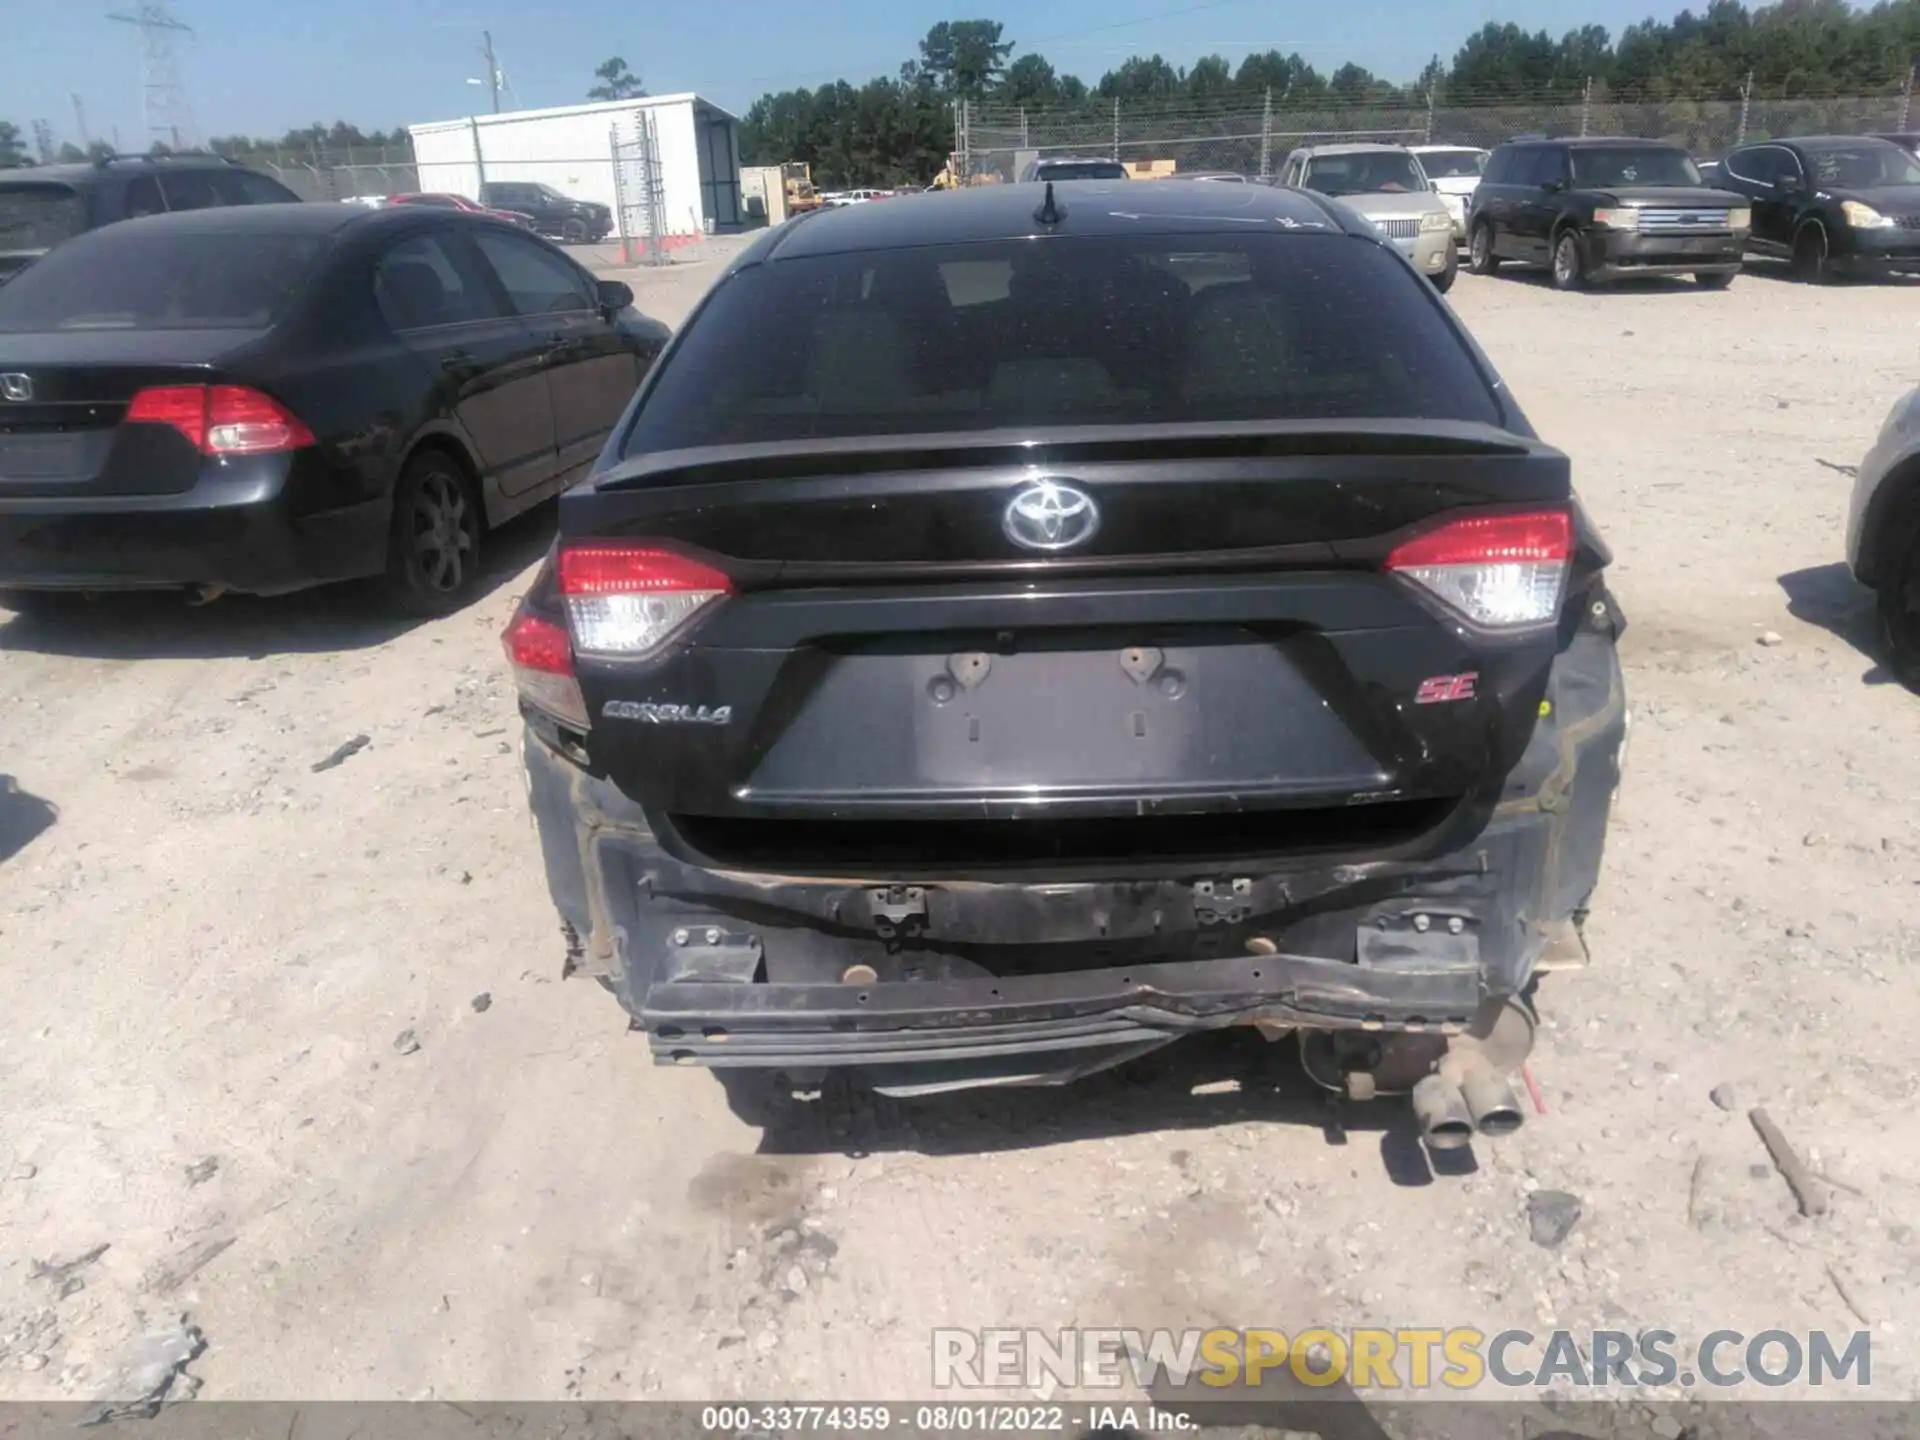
[10,0,1687,149]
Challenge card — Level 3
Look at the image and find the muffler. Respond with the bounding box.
[1411,1075,1474,1150]
[1459,1065,1525,1137]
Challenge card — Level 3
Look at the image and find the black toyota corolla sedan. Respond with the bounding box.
[0,204,669,616]
[503,181,1629,1144]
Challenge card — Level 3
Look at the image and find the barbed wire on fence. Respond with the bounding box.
[957,71,1919,182]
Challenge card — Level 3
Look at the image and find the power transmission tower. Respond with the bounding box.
[32,120,55,163]
[107,1,199,152]
[71,93,93,148]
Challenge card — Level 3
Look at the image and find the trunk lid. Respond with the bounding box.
[0,329,261,496]
[557,425,1574,870]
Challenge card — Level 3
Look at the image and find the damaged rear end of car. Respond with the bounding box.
[505,191,1628,1141]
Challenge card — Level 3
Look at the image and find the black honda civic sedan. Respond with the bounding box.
[0,204,668,616]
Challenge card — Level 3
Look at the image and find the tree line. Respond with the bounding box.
[4,2,1917,176]
[739,1,1920,187]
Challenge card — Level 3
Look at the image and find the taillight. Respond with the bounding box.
[124,384,315,456]
[1385,509,1571,628]
[501,608,590,730]
[557,543,733,659]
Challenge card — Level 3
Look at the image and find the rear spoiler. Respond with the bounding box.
[594,419,1548,493]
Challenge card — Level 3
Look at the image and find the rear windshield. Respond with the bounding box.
[1303,152,1428,196]
[0,228,325,332]
[622,233,1499,454]
[1570,146,1702,188]
[0,184,87,251]
[1417,150,1487,179]
[1036,162,1127,182]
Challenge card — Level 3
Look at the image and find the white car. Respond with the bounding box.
[1409,144,1490,243]
[1846,384,1920,688]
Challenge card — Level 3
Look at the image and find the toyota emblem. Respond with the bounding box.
[1003,479,1099,553]
[0,374,30,403]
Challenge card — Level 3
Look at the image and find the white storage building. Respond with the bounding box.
[408,94,742,247]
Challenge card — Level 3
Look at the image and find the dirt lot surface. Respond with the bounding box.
[1,244,1917,1413]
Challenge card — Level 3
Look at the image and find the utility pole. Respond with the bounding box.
[1900,62,1916,132]
[1111,97,1120,160]
[481,30,501,114]
[1423,81,1436,144]
[107,1,198,151]
[71,93,92,149]
[1259,86,1273,179]
[1737,69,1754,146]
[1580,75,1593,138]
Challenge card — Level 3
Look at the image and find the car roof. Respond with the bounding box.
[43,203,523,244]
[1748,134,1903,149]
[0,154,252,186]
[754,180,1360,260]
[1409,143,1488,152]
[1293,142,1411,157]
[1499,135,1685,149]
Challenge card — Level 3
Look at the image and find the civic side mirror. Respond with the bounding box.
[1779,173,1805,193]
[1541,178,1566,193]
[597,279,634,313]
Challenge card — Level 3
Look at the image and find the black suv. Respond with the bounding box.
[1714,135,1920,282]
[1467,136,1747,290]
[477,182,613,243]
[503,184,1627,1140]
[0,152,300,285]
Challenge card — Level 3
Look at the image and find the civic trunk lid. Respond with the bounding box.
[546,424,1575,870]
[0,329,261,496]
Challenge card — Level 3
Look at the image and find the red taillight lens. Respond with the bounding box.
[557,543,733,659]
[1385,509,1571,628]
[502,608,590,729]
[124,384,315,456]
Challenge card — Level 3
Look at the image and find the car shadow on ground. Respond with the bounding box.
[0,503,557,662]
[744,1028,1490,1187]
[0,775,57,866]
[1739,258,1920,287]
[1778,561,1898,684]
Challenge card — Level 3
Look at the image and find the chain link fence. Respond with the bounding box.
[209,143,417,202]
[959,76,1920,184]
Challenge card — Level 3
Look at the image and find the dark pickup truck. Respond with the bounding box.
[477,182,613,244]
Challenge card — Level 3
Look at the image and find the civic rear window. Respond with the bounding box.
[0,184,87,251]
[0,230,326,331]
[623,233,1499,453]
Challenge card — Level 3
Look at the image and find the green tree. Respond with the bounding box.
[919,20,1013,99]
[588,57,647,101]
[0,121,30,168]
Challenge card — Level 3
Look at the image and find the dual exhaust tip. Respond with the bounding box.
[1411,1069,1525,1150]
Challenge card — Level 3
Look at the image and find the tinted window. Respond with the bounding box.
[374,232,502,329]
[622,234,1499,454]
[472,231,593,315]
[1036,162,1127,182]
[1570,146,1700,188]
[123,176,164,219]
[159,168,294,210]
[1725,147,1792,186]
[0,229,324,331]
[1482,149,1514,184]
[0,184,86,249]
[1417,149,1487,179]
[1302,151,1427,196]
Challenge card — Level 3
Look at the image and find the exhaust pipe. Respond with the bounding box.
[1459,1065,1526,1138]
[1411,1074,1474,1150]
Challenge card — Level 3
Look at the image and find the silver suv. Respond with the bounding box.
[1279,143,1457,291]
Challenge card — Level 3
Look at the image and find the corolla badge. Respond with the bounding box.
[0,374,31,402]
[602,700,731,725]
[1003,479,1100,552]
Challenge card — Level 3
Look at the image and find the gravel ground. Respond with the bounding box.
[0,245,1916,1413]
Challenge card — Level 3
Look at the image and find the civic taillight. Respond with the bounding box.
[125,384,316,456]
[556,543,733,660]
[501,608,590,730]
[1385,509,1571,628]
